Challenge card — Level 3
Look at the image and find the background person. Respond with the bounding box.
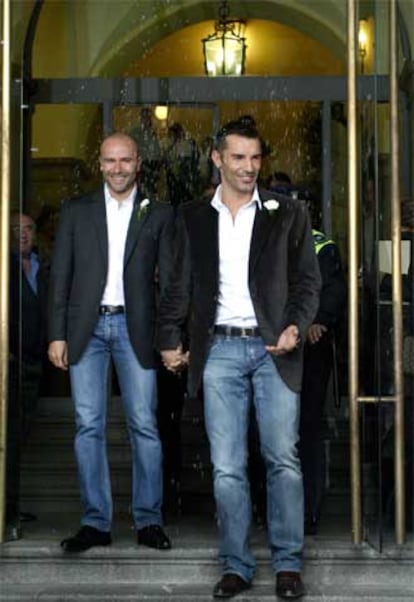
[164,122,199,208]
[129,107,163,198]
[6,213,49,540]
[299,222,346,534]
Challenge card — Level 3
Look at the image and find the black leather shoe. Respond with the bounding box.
[276,572,305,599]
[61,526,111,552]
[213,574,251,598]
[136,525,171,550]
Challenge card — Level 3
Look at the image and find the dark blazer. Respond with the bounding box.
[48,188,174,368]
[158,189,321,395]
[9,252,49,361]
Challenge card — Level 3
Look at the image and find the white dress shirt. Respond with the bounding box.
[211,185,262,327]
[101,184,136,306]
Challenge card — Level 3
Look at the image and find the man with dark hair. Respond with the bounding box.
[159,118,321,599]
[48,132,173,553]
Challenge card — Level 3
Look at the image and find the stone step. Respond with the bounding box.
[19,493,353,518]
[3,511,412,600]
[33,397,351,435]
[1,583,413,601]
[2,543,413,602]
[20,456,352,498]
[19,395,355,517]
[21,445,352,491]
[20,459,351,496]
[2,525,413,588]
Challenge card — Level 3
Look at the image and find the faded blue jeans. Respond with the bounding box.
[70,313,163,532]
[203,335,303,582]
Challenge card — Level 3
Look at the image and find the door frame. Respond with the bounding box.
[29,73,391,236]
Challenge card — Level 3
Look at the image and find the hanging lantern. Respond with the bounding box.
[202,1,247,76]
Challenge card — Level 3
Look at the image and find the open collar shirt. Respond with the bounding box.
[211,185,262,328]
[101,183,136,306]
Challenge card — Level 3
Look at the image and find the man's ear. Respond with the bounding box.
[211,149,222,170]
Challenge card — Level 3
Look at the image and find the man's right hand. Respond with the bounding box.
[161,345,189,373]
[306,323,328,345]
[48,340,69,371]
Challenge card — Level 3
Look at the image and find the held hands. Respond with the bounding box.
[265,325,300,356]
[48,340,69,370]
[161,344,189,373]
[306,323,328,345]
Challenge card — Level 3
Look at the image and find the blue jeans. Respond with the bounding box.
[203,335,303,581]
[70,314,162,532]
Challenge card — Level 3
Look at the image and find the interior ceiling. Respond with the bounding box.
[95,1,346,77]
[28,1,346,78]
[123,19,345,77]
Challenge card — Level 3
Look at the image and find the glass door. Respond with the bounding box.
[352,0,412,549]
[358,96,390,550]
[113,103,219,205]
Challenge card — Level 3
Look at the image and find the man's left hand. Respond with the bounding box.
[265,325,300,355]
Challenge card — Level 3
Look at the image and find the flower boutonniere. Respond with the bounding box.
[263,199,279,216]
[137,198,150,220]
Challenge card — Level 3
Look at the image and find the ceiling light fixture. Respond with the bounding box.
[202,0,247,77]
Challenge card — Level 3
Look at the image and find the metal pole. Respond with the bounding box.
[0,0,11,543]
[347,0,362,544]
[389,0,405,545]
[321,100,332,236]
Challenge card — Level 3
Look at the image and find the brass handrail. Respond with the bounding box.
[347,0,361,545]
[0,0,11,543]
[390,0,405,545]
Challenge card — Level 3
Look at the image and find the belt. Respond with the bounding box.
[99,305,124,315]
[214,325,261,338]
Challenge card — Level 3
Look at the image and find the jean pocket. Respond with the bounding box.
[208,334,226,354]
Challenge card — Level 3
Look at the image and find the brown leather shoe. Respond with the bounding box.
[276,571,305,599]
[213,573,251,598]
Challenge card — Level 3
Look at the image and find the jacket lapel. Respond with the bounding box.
[249,200,276,273]
[124,191,145,266]
[199,204,219,284]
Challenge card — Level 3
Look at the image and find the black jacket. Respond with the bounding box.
[9,252,49,361]
[48,189,174,367]
[158,190,321,396]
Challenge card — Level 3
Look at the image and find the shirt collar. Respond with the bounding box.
[104,183,137,207]
[12,249,38,263]
[211,184,262,212]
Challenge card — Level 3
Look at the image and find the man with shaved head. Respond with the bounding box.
[48,132,174,552]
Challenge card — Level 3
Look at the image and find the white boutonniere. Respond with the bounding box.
[137,198,150,220]
[263,199,279,215]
